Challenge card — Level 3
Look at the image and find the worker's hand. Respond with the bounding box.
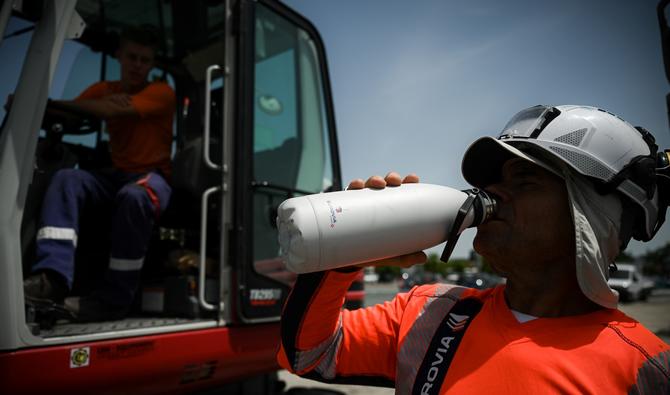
[104,94,133,108]
[346,171,419,190]
[346,171,426,269]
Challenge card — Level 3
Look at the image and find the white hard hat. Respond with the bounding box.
[462,105,667,246]
[462,105,670,308]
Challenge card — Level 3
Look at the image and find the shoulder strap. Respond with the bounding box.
[411,297,483,395]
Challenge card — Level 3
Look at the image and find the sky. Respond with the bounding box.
[283,0,670,259]
[2,0,669,260]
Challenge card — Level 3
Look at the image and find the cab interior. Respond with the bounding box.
[7,0,331,337]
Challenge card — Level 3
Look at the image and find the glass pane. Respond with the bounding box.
[207,3,225,41]
[0,17,34,129]
[57,43,101,148]
[295,29,332,193]
[76,0,174,58]
[252,4,334,281]
[253,4,332,193]
[254,49,298,153]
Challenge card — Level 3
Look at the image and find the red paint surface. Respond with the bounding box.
[345,290,366,301]
[0,323,281,395]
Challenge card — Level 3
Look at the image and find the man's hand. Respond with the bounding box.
[347,171,420,190]
[49,96,137,119]
[103,94,133,108]
[347,171,426,269]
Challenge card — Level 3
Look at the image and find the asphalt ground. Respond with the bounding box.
[279,283,670,394]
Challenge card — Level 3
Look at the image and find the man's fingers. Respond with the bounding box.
[402,173,419,184]
[106,96,120,106]
[349,172,419,191]
[384,172,402,187]
[396,251,427,267]
[383,172,419,186]
[107,94,132,107]
[364,175,386,189]
[347,178,365,190]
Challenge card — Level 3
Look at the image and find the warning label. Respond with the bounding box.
[70,347,90,368]
[96,341,155,360]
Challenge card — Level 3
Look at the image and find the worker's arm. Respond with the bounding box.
[49,81,175,120]
[49,95,137,119]
[278,171,423,385]
[277,251,423,386]
[129,82,175,118]
[277,269,402,386]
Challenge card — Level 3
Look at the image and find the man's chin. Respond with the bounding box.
[473,238,508,274]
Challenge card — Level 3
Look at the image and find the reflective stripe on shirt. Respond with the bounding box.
[37,226,78,247]
[396,284,465,395]
[293,316,343,374]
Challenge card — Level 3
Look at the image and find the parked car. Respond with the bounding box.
[398,269,505,292]
[397,270,443,292]
[456,272,505,290]
[607,263,655,302]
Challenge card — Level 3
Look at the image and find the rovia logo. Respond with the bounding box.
[446,313,469,332]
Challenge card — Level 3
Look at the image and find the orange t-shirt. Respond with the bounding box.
[76,81,175,177]
[278,271,670,394]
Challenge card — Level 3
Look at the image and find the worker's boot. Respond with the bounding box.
[23,270,68,303]
[64,296,129,323]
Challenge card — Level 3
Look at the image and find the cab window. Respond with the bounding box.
[252,4,334,282]
[0,17,34,135]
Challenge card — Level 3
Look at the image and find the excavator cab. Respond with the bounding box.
[0,0,342,392]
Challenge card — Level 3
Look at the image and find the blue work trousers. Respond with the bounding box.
[33,168,171,307]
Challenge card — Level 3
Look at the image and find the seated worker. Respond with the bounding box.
[278,105,670,393]
[23,26,176,322]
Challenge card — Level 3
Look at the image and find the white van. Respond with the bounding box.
[607,263,655,302]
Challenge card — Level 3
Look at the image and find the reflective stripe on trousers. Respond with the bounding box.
[109,257,144,271]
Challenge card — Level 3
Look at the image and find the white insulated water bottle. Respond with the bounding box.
[276,183,497,273]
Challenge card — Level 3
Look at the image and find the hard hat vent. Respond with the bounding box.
[554,128,587,147]
[549,146,614,181]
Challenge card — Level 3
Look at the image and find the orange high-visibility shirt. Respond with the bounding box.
[278,270,670,394]
[76,81,175,177]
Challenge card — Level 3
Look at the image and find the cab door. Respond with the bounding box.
[235,0,341,322]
